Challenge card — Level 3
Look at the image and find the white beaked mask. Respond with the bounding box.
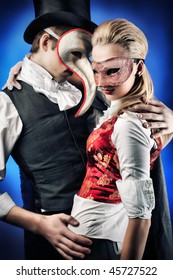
[45,27,96,117]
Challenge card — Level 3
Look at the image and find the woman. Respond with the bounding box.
[68,18,164,260]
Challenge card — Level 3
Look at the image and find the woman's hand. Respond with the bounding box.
[2,61,23,90]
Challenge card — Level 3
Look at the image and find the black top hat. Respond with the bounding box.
[24,0,97,44]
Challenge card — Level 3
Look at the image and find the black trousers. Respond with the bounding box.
[25,230,120,260]
[82,239,120,260]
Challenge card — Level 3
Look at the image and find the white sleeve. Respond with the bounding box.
[0,91,23,179]
[0,192,16,219]
[0,91,23,218]
[112,112,155,218]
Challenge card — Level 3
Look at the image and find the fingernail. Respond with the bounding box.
[137,113,143,119]
[144,123,149,128]
[86,249,91,254]
[80,254,85,259]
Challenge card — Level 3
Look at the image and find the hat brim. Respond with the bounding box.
[24,12,98,44]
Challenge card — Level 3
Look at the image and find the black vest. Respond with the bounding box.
[4,81,106,212]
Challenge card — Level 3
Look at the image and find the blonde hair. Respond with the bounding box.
[92,18,154,111]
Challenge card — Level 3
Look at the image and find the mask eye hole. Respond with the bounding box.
[93,69,98,75]
[107,68,120,75]
[71,51,82,59]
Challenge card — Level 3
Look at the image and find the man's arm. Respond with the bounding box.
[131,99,173,148]
[0,89,91,260]
[4,205,91,260]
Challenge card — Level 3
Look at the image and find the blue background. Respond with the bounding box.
[0,0,172,259]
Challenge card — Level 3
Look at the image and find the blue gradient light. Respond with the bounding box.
[0,0,172,259]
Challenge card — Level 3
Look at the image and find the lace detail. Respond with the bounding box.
[95,99,122,128]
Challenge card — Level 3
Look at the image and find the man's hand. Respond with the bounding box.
[37,213,92,260]
[6,206,92,260]
[130,99,173,142]
[2,61,22,90]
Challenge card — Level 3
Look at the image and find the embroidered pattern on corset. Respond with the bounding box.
[78,115,162,204]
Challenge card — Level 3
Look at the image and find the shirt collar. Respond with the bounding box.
[17,55,82,111]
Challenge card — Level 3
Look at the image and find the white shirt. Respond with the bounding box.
[0,55,82,218]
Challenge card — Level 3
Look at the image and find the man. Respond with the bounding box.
[0,0,104,260]
[0,0,173,260]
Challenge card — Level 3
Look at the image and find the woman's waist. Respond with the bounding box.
[68,195,128,243]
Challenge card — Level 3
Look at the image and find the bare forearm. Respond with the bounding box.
[120,218,151,260]
[4,205,43,234]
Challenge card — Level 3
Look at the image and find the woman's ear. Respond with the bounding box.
[137,60,145,76]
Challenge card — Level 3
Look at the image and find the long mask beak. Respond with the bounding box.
[56,28,96,117]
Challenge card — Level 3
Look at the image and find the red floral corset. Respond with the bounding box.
[78,115,162,204]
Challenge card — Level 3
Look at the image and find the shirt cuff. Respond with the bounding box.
[116,179,155,219]
[0,192,16,219]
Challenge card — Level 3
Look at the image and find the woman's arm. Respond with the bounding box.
[113,113,156,259]
[120,218,151,260]
[2,61,23,90]
[2,60,83,91]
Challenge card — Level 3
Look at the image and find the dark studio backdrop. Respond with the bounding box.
[0,0,172,259]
